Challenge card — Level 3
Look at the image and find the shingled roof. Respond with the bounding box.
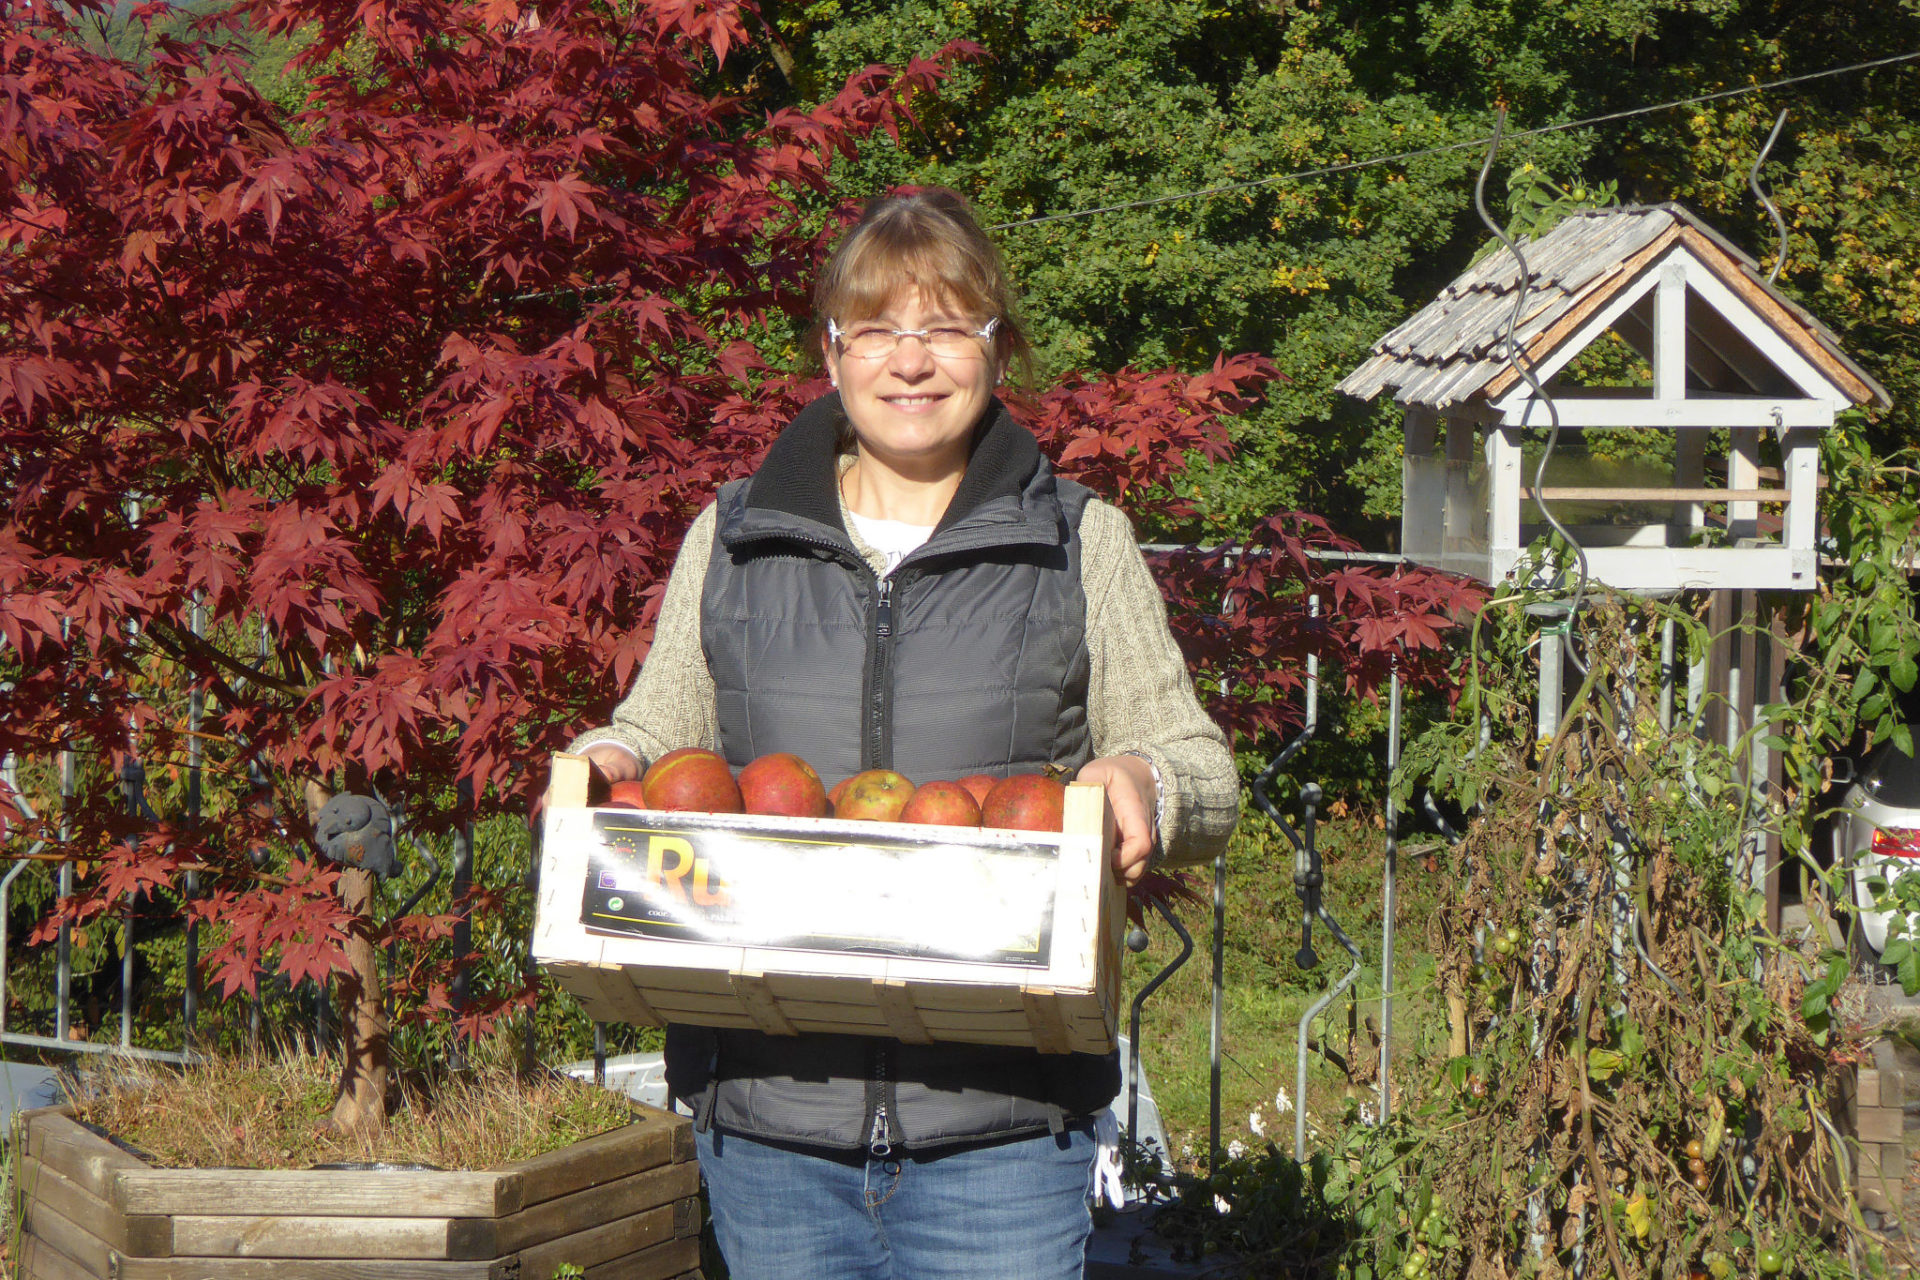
[1337,203,1889,411]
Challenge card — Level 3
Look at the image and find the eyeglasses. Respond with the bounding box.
[828,317,1000,360]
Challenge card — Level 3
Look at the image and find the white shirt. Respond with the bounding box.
[845,510,934,576]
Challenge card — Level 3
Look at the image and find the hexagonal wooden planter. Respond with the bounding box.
[10,1104,703,1280]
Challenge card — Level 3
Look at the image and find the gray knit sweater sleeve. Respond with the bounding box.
[1078,499,1241,867]
[567,503,720,764]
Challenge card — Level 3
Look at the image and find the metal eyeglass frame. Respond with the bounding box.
[827,316,1000,359]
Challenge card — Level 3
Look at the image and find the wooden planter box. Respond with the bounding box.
[9,1105,702,1280]
[534,755,1125,1055]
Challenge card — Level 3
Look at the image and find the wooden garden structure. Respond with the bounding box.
[11,1105,703,1280]
[1338,202,1889,594]
[1337,201,1891,927]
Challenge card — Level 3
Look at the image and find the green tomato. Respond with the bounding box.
[1493,936,1515,956]
[1505,925,1522,945]
[1403,1258,1425,1278]
[1757,1248,1785,1274]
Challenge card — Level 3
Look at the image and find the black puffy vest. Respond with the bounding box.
[665,394,1120,1151]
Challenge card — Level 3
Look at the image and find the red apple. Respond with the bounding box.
[641,747,742,813]
[898,780,983,827]
[956,774,998,808]
[981,774,1067,832]
[739,752,829,818]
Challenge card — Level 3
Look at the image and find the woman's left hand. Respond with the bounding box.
[1075,755,1159,886]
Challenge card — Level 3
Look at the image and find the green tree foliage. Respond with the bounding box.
[759,0,1919,537]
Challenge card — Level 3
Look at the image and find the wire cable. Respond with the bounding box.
[987,50,1920,232]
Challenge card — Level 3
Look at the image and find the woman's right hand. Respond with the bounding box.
[582,743,643,785]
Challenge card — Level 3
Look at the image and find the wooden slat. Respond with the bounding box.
[113,1259,514,1280]
[881,1025,1034,1047]
[901,986,1026,1013]
[485,1163,699,1258]
[1676,225,1877,406]
[114,1169,522,1219]
[168,1214,464,1260]
[1481,224,1683,402]
[728,971,798,1037]
[508,1115,685,1208]
[1021,988,1072,1055]
[548,752,591,811]
[762,972,887,1002]
[770,1001,890,1027]
[581,1236,703,1280]
[1062,782,1108,841]
[17,1233,105,1280]
[16,1156,172,1257]
[559,965,662,1025]
[513,1202,679,1278]
[626,965,740,997]
[873,980,933,1045]
[915,1009,1035,1033]
[1522,486,1784,503]
[27,1112,152,1205]
[19,1197,118,1279]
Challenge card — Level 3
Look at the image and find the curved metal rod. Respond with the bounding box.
[1473,108,1590,667]
[1295,903,1365,1161]
[1127,894,1194,1173]
[1293,777,1365,1159]
[1747,109,1792,286]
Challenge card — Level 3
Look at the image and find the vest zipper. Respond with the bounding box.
[865,576,894,770]
[868,1041,894,1156]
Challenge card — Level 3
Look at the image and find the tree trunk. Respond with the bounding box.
[330,866,389,1134]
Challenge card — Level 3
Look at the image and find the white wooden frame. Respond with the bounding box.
[1400,242,1852,593]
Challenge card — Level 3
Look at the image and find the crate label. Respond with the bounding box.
[579,812,1057,965]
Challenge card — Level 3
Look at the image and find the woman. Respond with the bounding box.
[570,187,1238,1279]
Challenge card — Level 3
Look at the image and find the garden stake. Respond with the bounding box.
[450,778,475,1071]
[57,695,73,1046]
[184,592,204,1038]
[1378,667,1401,1122]
[1208,842,1225,1175]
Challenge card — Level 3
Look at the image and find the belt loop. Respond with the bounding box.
[1045,1101,1066,1137]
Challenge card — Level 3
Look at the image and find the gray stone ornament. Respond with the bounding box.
[313,794,401,879]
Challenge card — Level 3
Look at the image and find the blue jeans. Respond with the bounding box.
[695,1124,1097,1280]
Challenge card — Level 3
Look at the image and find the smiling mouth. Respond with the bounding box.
[883,394,945,408]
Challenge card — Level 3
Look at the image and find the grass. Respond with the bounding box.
[63,1039,639,1171]
[1120,808,1453,1172]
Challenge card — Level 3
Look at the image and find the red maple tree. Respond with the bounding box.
[0,0,1480,1120]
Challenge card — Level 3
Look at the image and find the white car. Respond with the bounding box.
[1832,738,1920,970]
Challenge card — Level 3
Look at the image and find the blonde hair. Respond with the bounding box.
[811,188,1032,385]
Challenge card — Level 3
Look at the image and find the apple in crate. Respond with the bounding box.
[739,752,829,818]
[981,774,1066,832]
[834,770,915,822]
[642,747,743,813]
[956,774,998,808]
[898,780,983,827]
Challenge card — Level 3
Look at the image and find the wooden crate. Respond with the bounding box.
[9,1105,702,1280]
[533,755,1125,1055]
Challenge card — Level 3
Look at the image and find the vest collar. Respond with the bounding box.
[727,392,1062,559]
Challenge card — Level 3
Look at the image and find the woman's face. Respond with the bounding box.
[824,288,1002,480]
